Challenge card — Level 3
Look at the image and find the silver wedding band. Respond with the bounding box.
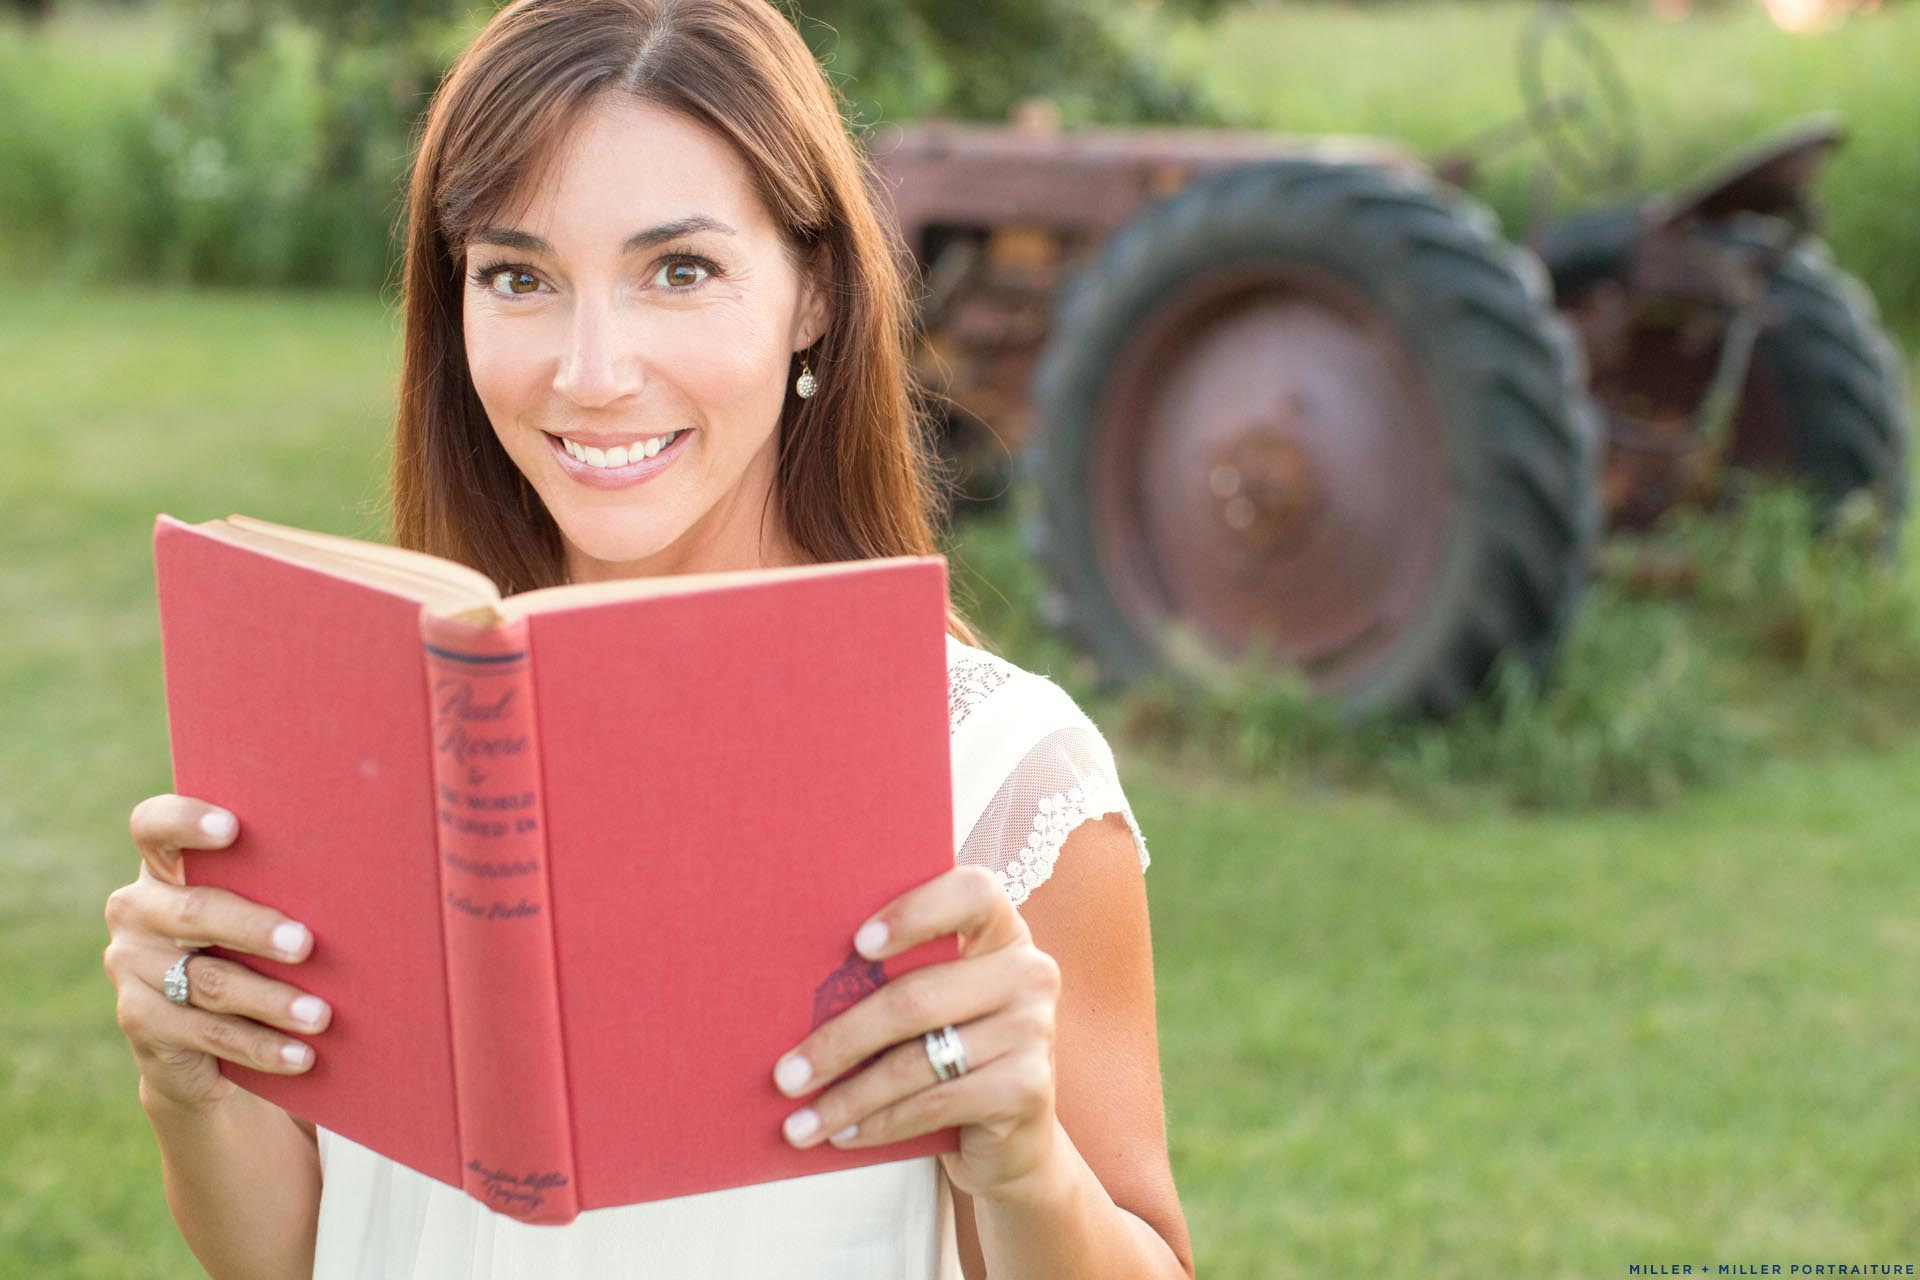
[923,1024,969,1083]
[162,950,200,1008]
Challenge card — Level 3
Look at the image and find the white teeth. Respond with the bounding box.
[559,431,681,468]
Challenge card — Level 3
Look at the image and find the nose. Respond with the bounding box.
[552,300,643,409]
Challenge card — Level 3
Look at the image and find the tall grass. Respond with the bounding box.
[1154,0,1920,344]
[0,4,439,289]
[949,485,1920,810]
[0,7,178,280]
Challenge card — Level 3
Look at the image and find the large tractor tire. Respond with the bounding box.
[1024,159,1601,719]
[1539,205,1910,534]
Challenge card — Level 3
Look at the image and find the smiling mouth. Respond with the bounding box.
[544,427,693,486]
[553,430,685,469]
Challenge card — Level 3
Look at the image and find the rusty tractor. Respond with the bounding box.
[870,5,1910,718]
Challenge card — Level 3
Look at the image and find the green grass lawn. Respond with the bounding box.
[5,279,1918,1276]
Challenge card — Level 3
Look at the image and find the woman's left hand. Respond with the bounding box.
[771,865,1064,1202]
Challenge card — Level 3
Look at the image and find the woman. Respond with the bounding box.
[102,1,1194,1276]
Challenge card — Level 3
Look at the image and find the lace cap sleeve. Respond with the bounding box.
[948,637,1151,908]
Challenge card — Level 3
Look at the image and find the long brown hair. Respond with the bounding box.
[388,0,977,644]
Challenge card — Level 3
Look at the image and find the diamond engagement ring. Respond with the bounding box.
[162,950,200,1008]
[923,1024,969,1083]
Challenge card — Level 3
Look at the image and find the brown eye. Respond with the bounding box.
[658,259,709,288]
[476,267,543,297]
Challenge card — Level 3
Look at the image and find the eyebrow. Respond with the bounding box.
[467,215,738,257]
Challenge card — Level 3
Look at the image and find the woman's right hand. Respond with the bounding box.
[104,794,330,1114]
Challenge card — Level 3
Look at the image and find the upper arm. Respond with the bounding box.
[952,812,1193,1278]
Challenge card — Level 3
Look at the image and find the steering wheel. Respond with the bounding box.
[1518,2,1643,193]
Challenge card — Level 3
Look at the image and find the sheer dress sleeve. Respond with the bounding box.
[947,637,1150,908]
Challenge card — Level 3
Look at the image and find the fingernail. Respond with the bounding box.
[200,810,236,841]
[281,1041,311,1067]
[783,1107,819,1143]
[854,920,889,958]
[290,995,327,1029]
[272,921,309,959]
[775,1055,812,1095]
[831,1124,858,1143]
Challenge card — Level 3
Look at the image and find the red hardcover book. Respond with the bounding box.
[151,512,958,1225]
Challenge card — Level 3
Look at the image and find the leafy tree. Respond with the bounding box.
[147,0,1217,286]
[783,0,1225,126]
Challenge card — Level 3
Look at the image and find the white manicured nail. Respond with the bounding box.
[290,995,327,1029]
[854,920,889,958]
[783,1108,819,1142]
[775,1055,812,1094]
[273,922,309,958]
[281,1042,311,1067]
[200,810,236,841]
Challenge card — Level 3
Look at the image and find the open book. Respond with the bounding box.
[151,513,958,1225]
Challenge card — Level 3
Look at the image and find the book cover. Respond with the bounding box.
[152,514,960,1223]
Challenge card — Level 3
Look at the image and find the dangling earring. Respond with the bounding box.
[795,359,817,400]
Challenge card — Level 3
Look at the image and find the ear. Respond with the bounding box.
[792,245,832,352]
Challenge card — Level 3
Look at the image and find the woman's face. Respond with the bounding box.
[461,96,826,581]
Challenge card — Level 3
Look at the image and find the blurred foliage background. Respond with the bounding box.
[0,0,1916,335]
[0,0,1230,287]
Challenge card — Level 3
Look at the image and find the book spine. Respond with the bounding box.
[420,611,579,1225]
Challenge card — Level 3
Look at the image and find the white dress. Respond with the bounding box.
[312,634,1152,1279]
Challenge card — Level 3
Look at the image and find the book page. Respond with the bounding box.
[184,514,501,615]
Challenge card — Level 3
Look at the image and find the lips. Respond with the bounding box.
[545,427,692,489]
